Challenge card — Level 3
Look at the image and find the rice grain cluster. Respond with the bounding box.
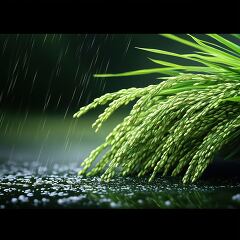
[74,34,240,183]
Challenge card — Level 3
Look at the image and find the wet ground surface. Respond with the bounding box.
[0,160,240,209]
[1,112,240,209]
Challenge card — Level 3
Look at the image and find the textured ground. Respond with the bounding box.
[0,112,240,209]
[0,160,240,209]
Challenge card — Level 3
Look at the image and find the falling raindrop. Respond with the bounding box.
[30,70,38,94]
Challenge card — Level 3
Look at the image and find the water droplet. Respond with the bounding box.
[11,198,18,204]
[164,200,171,206]
[232,194,240,201]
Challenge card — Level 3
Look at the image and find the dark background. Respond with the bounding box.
[1,33,238,115]
[0,33,200,115]
[1,34,207,167]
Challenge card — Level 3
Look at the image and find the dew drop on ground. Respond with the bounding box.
[0,160,240,209]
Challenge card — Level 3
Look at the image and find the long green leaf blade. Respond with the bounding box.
[207,34,240,54]
[94,68,179,77]
[224,96,240,102]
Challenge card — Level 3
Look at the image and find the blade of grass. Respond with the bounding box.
[147,58,181,67]
[94,68,179,78]
[188,34,240,63]
[162,34,240,64]
[207,34,240,55]
[223,96,240,102]
[232,34,240,40]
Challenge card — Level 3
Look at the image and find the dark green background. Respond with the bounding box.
[0,33,200,114]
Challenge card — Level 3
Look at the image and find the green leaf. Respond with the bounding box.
[223,96,240,102]
[207,34,240,54]
[148,58,213,73]
[189,53,240,67]
[136,47,205,66]
[188,34,240,63]
[197,39,240,57]
[94,68,179,78]
[148,58,180,67]
[161,34,205,51]
[232,34,240,40]
[138,46,240,70]
[94,34,240,79]
[136,47,193,60]
[161,34,240,65]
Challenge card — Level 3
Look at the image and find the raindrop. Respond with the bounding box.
[11,198,18,204]
[2,37,9,55]
[42,34,48,46]
[30,71,38,93]
[18,195,29,202]
[232,194,240,201]
[164,200,171,206]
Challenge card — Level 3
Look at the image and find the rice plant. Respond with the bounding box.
[74,34,240,184]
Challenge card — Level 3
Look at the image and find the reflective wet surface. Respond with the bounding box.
[0,112,240,209]
[0,160,240,209]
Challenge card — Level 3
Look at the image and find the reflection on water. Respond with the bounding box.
[0,112,240,209]
[0,160,240,209]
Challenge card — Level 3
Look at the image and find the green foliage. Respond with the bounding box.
[74,34,240,184]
